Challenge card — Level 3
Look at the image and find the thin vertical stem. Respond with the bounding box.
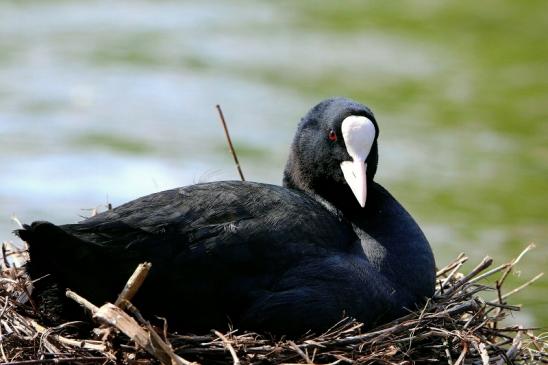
[216,104,245,181]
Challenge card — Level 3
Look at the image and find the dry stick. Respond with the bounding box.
[317,317,356,339]
[29,320,106,352]
[439,259,466,291]
[442,256,493,297]
[123,299,150,326]
[453,341,468,365]
[1,242,10,269]
[19,278,39,315]
[497,243,536,290]
[0,297,11,321]
[494,244,537,316]
[436,252,467,277]
[65,289,99,314]
[288,340,313,364]
[483,301,521,311]
[332,353,354,364]
[477,341,490,365]
[114,262,151,308]
[66,293,193,365]
[96,262,151,342]
[489,246,536,327]
[67,265,194,365]
[468,263,511,285]
[124,300,190,365]
[0,321,8,363]
[10,214,24,229]
[443,339,453,365]
[216,104,245,181]
[500,272,544,301]
[213,330,241,365]
[496,329,523,365]
[407,298,431,352]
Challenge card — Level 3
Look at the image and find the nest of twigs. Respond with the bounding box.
[0,242,546,365]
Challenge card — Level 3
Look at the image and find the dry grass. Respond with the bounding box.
[0,241,546,364]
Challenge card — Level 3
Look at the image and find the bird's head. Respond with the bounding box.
[283,97,379,209]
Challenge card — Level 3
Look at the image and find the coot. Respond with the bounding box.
[16,97,435,335]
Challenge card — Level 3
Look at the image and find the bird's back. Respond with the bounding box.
[19,181,359,332]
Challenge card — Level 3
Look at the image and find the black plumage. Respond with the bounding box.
[16,97,435,335]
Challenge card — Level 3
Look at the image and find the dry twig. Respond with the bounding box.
[216,104,245,181]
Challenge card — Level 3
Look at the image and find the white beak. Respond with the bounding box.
[340,115,376,208]
[340,159,367,207]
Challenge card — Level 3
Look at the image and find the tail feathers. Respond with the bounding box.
[15,221,94,325]
[15,221,64,245]
[17,220,72,252]
[15,221,96,277]
[14,221,44,243]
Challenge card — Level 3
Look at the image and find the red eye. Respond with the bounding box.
[328,130,337,141]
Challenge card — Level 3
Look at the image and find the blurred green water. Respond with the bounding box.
[0,0,546,327]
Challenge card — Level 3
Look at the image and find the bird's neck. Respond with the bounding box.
[285,173,435,300]
[346,183,435,300]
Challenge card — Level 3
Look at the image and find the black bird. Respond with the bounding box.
[16,97,435,335]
